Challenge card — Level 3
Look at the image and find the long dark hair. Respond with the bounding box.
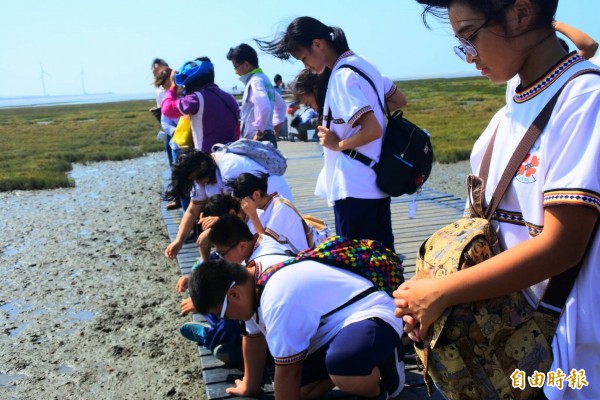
[255,16,349,60]
[417,0,557,29]
[163,148,216,201]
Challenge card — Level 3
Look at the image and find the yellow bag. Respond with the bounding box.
[172,116,193,147]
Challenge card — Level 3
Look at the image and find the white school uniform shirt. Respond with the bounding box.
[470,54,600,400]
[190,152,293,203]
[247,194,309,254]
[245,260,403,365]
[239,70,275,138]
[315,51,397,205]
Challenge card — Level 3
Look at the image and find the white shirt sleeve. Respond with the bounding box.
[249,78,272,132]
[542,80,600,205]
[330,68,375,128]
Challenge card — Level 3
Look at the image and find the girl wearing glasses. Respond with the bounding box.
[395,1,599,399]
[256,17,407,252]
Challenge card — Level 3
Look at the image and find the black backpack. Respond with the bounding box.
[329,65,433,197]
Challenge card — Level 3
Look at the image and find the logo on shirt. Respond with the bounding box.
[516,153,539,184]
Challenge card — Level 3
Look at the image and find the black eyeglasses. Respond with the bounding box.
[215,245,234,259]
[233,62,243,71]
[454,21,488,62]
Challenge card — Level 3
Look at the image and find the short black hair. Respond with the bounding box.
[188,258,250,315]
[226,172,269,199]
[203,194,241,217]
[274,74,282,83]
[208,214,254,248]
[226,43,259,68]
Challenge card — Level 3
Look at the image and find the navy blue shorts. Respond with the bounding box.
[333,196,395,251]
[301,318,400,385]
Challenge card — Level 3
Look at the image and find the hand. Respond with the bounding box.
[393,277,446,341]
[253,131,264,141]
[180,298,196,316]
[225,377,262,397]
[176,275,190,293]
[317,125,341,151]
[240,197,258,220]
[198,215,219,231]
[169,69,178,89]
[401,312,423,342]
[165,240,183,258]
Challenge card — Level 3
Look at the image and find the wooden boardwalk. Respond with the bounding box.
[161,141,462,399]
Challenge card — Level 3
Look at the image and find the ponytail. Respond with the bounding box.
[255,16,349,60]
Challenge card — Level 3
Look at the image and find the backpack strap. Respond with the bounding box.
[326,64,389,170]
[480,68,600,314]
[483,68,600,220]
[320,286,378,321]
[254,259,380,325]
[274,197,313,247]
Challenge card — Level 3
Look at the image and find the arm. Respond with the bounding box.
[394,205,597,337]
[250,79,273,134]
[554,20,599,60]
[226,334,267,396]
[274,362,303,400]
[318,111,382,151]
[164,201,204,258]
[385,85,408,111]
[196,228,212,261]
[160,88,184,119]
[240,197,264,234]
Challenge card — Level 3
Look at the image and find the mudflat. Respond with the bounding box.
[0,153,203,400]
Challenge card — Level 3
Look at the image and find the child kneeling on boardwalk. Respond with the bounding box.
[189,216,406,400]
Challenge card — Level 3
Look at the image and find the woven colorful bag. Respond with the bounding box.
[256,236,404,300]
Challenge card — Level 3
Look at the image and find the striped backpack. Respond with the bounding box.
[255,236,404,305]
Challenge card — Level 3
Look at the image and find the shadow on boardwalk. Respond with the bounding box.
[161,141,459,399]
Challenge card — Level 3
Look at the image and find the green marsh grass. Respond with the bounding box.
[0,100,163,191]
[397,76,506,163]
[0,77,506,191]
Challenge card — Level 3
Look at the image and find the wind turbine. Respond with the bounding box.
[80,66,87,94]
[39,64,49,96]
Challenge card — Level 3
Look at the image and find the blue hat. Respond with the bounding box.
[174,60,214,87]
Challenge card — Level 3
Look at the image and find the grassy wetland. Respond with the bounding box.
[0,76,506,191]
[0,100,162,191]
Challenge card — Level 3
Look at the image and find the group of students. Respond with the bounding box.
[156,2,599,399]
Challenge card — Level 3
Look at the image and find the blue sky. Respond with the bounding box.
[2,0,599,98]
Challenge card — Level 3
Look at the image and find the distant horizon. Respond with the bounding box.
[3,0,594,99]
[0,70,483,103]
